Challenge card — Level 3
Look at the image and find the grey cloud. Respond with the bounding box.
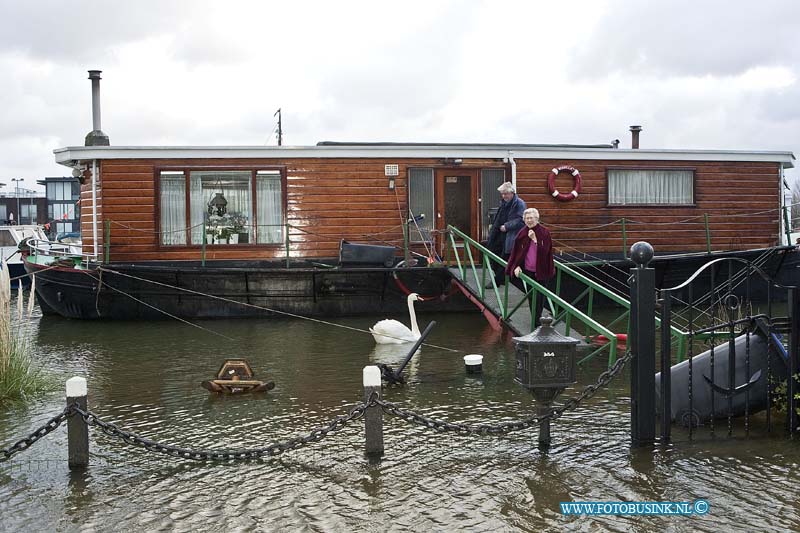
[569,0,800,78]
[0,0,190,62]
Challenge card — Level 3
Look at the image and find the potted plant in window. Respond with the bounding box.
[229,213,249,244]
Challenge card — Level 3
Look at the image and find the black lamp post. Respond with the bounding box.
[513,317,579,449]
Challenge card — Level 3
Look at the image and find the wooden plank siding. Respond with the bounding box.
[79,157,781,262]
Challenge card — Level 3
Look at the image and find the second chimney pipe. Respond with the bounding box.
[85,70,109,146]
[629,125,642,149]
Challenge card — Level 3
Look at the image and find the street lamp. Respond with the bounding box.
[10,178,22,225]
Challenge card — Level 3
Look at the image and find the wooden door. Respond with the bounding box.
[435,169,478,261]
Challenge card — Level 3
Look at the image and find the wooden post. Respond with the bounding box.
[363,366,384,457]
[104,220,110,263]
[403,221,410,266]
[201,220,206,267]
[285,223,290,268]
[621,218,628,259]
[66,377,89,469]
[704,213,711,253]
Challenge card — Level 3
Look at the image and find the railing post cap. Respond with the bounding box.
[363,366,381,387]
[66,376,87,397]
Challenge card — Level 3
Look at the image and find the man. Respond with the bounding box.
[485,182,526,287]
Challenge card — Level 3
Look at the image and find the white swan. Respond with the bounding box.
[370,293,424,344]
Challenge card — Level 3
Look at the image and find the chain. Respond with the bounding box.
[0,404,76,462]
[72,402,369,461]
[1,353,632,462]
[377,350,633,435]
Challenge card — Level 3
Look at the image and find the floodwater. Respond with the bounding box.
[1,300,799,532]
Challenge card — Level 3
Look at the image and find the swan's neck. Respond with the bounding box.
[408,297,421,336]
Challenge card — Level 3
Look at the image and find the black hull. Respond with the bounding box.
[24,259,472,320]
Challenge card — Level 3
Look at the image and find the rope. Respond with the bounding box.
[78,270,236,340]
[95,267,461,352]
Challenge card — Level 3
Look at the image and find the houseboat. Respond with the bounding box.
[23,71,797,319]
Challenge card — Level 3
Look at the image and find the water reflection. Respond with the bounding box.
[0,305,799,531]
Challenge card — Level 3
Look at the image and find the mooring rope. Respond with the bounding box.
[94,267,461,352]
[78,270,236,340]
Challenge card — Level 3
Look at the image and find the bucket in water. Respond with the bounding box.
[464,354,483,374]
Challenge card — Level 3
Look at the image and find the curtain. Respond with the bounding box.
[608,169,694,205]
[160,173,186,245]
[256,171,282,243]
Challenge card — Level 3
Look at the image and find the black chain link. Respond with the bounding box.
[0,404,76,462]
[1,352,631,463]
[377,350,633,434]
[71,402,369,462]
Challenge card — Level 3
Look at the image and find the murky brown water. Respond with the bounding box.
[1,301,799,532]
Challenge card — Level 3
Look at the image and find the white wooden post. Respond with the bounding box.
[66,377,89,468]
[363,366,383,457]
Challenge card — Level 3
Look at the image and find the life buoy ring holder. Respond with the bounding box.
[547,165,581,201]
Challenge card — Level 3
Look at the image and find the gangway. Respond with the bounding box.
[445,225,696,366]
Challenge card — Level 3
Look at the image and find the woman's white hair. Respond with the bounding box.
[497,182,515,194]
[523,207,540,223]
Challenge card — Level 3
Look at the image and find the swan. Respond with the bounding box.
[370,293,424,344]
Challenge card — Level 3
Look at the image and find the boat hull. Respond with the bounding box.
[24,259,471,320]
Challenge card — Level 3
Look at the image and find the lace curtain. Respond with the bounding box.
[608,169,694,205]
[160,173,186,245]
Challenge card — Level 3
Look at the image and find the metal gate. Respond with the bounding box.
[657,257,799,440]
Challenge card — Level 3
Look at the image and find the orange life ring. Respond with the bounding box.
[547,165,581,201]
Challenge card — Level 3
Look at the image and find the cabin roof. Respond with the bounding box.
[54,143,796,168]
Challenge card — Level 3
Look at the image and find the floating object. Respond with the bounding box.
[464,354,483,374]
[370,293,424,344]
[588,333,627,346]
[201,359,275,394]
[655,331,787,427]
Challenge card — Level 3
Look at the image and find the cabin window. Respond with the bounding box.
[160,171,187,245]
[607,169,694,205]
[255,171,283,243]
[408,168,434,242]
[480,169,506,240]
[159,168,284,246]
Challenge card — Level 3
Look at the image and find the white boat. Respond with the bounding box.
[0,225,52,287]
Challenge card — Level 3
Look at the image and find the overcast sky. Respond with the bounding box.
[1,0,798,193]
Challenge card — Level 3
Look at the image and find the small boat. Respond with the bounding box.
[0,225,51,287]
[201,359,275,394]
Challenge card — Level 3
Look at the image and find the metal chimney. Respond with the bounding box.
[85,70,110,146]
[629,125,642,149]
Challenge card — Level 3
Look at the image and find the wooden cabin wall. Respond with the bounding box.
[81,157,781,262]
[83,157,494,262]
[515,159,781,256]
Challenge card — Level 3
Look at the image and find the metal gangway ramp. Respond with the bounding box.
[444,225,694,366]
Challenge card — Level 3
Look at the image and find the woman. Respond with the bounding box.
[504,208,555,327]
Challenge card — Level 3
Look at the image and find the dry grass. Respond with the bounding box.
[0,263,53,403]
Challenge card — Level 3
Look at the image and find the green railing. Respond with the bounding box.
[447,226,624,366]
[446,225,698,366]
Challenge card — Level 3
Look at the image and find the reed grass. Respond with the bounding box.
[0,263,53,403]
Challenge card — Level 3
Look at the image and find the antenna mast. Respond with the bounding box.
[274,108,282,146]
